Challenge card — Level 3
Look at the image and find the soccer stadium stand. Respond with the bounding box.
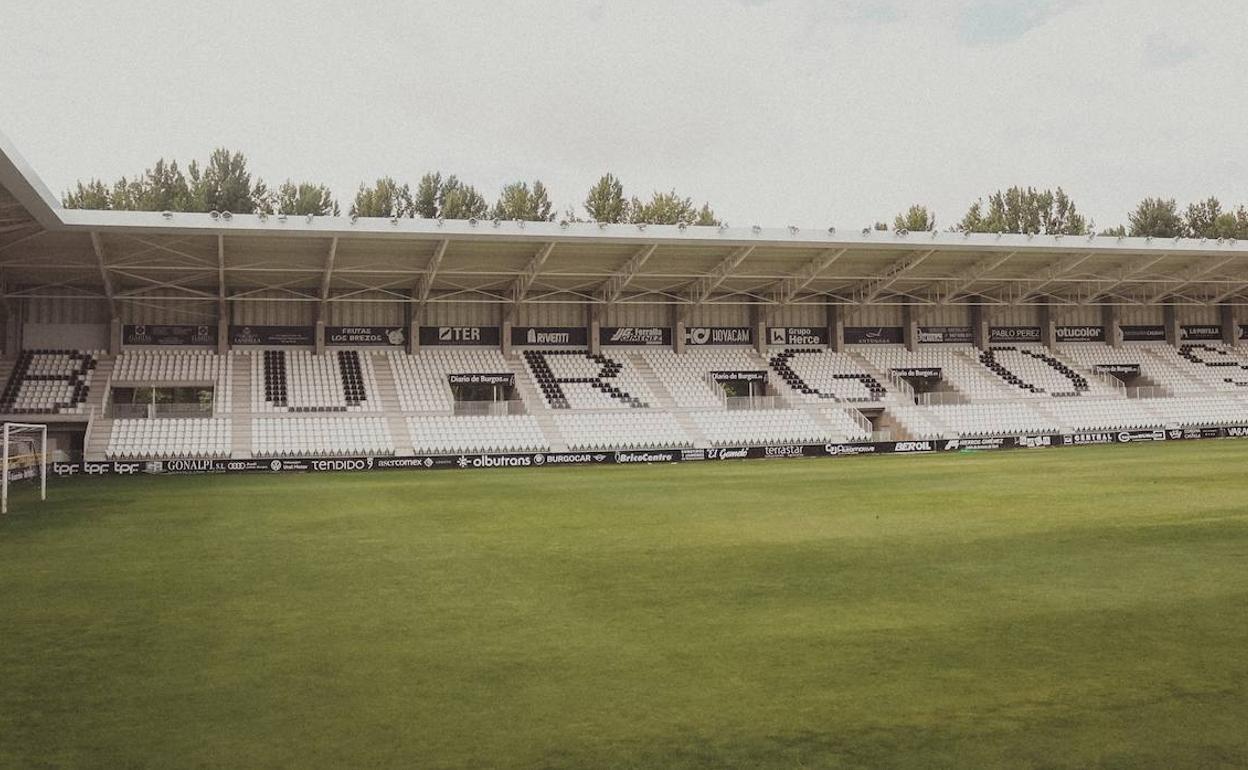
[2,130,1247,468]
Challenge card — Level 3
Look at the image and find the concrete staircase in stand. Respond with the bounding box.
[507,354,568,452]
[371,353,413,454]
[229,353,252,459]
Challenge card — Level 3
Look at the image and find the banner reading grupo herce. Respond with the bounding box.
[767,327,829,346]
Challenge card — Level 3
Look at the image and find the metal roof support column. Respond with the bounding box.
[1040,301,1055,348]
[826,303,845,353]
[217,234,229,354]
[1102,303,1122,348]
[902,305,918,352]
[1220,303,1239,347]
[1164,303,1179,346]
[971,305,989,350]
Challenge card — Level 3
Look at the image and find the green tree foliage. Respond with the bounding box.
[492,180,554,221]
[1128,198,1183,238]
[1182,196,1248,239]
[628,190,719,226]
[412,173,442,219]
[62,179,112,210]
[350,177,414,218]
[438,176,490,220]
[275,181,339,217]
[188,149,266,213]
[958,187,1087,235]
[584,173,627,223]
[64,151,268,213]
[1099,224,1128,237]
[894,205,935,231]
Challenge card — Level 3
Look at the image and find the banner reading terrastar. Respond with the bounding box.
[123,324,217,346]
[512,327,589,346]
[325,326,406,346]
[418,326,500,346]
[844,327,903,345]
[229,326,316,346]
[767,327,828,346]
[599,327,671,346]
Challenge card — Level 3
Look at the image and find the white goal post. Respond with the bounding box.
[2,422,47,515]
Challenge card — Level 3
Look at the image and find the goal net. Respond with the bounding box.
[2,422,47,514]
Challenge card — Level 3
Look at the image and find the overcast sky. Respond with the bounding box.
[2,0,1245,230]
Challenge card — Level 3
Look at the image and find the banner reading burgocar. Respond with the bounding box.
[229,325,315,346]
[123,324,217,346]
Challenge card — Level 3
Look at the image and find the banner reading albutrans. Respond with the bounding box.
[229,326,315,346]
[512,327,589,346]
[1055,326,1105,342]
[123,324,217,346]
[844,327,903,345]
[325,327,406,346]
[918,326,973,344]
[767,327,828,346]
[685,327,753,345]
[1181,325,1222,341]
[1121,325,1166,342]
[600,327,671,346]
[418,327,500,346]
[447,373,515,386]
[989,326,1041,343]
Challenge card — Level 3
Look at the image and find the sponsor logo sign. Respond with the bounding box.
[989,326,1042,343]
[1093,363,1141,376]
[447,373,515,386]
[123,324,217,347]
[1121,325,1166,342]
[685,327,753,346]
[512,327,589,347]
[1226,426,1248,438]
[707,448,750,460]
[1017,435,1055,449]
[768,327,828,346]
[893,441,935,453]
[419,326,501,346]
[1181,325,1222,341]
[917,326,973,344]
[614,450,680,463]
[763,445,806,458]
[709,370,768,383]
[229,325,316,346]
[325,326,405,346]
[1241,325,1248,341]
[1055,325,1105,342]
[681,449,707,461]
[891,367,942,379]
[844,327,904,345]
[824,443,878,456]
[600,327,671,346]
[944,437,1010,451]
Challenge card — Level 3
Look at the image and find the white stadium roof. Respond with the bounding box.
[4,128,1248,311]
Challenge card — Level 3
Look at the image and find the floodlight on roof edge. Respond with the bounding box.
[161,210,173,219]
[788,225,799,235]
[209,210,221,220]
[827,226,836,234]
[221,211,232,221]
[751,225,762,234]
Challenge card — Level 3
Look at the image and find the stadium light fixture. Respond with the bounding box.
[788,225,799,235]
[636,223,646,231]
[752,225,762,234]
[598,222,608,229]
[896,228,909,237]
[492,218,501,228]
[931,230,939,238]
[827,226,836,234]
[161,210,173,219]
[437,217,445,227]
[350,214,358,224]
[209,210,221,220]
[559,220,569,229]
[719,223,729,232]
[515,219,525,229]
[305,214,314,224]
[678,222,688,231]
[469,217,479,226]
[391,216,400,225]
[277,214,288,223]
[257,212,268,222]
[221,211,233,221]
[862,227,871,236]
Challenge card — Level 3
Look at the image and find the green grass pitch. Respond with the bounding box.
[2,441,1247,768]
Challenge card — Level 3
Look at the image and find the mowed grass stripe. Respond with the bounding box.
[1,440,1246,768]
